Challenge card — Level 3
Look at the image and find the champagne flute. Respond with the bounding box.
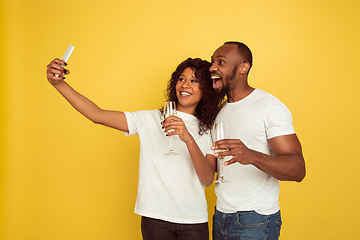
[164,101,179,156]
[212,123,229,183]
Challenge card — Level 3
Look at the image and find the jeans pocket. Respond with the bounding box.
[235,211,268,228]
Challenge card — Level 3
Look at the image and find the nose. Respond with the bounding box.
[181,79,190,88]
[209,63,217,72]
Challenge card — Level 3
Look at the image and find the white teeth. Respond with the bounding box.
[180,92,191,96]
[211,75,221,80]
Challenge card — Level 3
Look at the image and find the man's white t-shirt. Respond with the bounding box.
[124,110,213,223]
[215,89,295,215]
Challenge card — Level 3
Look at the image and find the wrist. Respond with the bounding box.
[49,79,59,85]
[48,77,65,86]
[184,136,196,146]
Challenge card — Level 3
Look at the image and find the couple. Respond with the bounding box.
[46,41,306,240]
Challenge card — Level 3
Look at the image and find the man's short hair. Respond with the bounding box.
[224,41,253,70]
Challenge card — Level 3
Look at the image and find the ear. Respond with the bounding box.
[238,62,250,74]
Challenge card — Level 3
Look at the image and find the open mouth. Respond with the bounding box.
[211,74,222,89]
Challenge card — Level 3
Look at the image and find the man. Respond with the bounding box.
[210,41,306,240]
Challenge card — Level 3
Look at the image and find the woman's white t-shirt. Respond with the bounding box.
[124,110,213,224]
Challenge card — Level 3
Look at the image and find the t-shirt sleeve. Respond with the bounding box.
[123,111,150,137]
[264,98,295,139]
[205,134,214,156]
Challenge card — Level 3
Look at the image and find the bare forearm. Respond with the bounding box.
[46,58,102,122]
[216,135,306,182]
[185,138,215,186]
[52,80,104,123]
[46,59,127,131]
[251,150,306,182]
[162,117,216,186]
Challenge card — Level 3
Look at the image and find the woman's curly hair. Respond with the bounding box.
[164,58,224,135]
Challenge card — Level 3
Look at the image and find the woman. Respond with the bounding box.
[46,57,222,240]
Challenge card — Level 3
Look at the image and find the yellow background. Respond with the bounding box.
[1,0,359,239]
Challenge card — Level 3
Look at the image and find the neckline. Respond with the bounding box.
[177,111,197,121]
[227,88,257,104]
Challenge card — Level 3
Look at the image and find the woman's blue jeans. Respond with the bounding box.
[212,209,282,240]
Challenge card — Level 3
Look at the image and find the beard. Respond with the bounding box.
[214,65,237,100]
[215,82,229,100]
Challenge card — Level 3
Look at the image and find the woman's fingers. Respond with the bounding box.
[46,58,70,84]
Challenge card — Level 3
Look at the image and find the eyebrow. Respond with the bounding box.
[212,55,228,60]
[216,55,228,59]
[179,74,196,79]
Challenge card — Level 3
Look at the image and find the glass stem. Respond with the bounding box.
[218,157,224,178]
[169,136,173,152]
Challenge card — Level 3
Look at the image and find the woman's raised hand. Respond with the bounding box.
[162,116,193,143]
[46,58,70,85]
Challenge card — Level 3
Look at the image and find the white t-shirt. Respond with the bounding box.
[215,89,295,215]
[124,110,213,223]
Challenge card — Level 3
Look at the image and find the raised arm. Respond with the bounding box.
[212,134,306,182]
[162,116,216,186]
[46,58,128,132]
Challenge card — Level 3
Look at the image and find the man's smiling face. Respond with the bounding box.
[210,44,242,96]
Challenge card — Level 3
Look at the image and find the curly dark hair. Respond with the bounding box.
[163,58,224,135]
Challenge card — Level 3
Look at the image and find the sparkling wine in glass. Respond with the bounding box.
[164,101,179,156]
[212,123,229,183]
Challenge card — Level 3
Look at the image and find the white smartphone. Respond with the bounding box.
[55,44,75,77]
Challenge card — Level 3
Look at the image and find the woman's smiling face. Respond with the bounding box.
[175,67,203,115]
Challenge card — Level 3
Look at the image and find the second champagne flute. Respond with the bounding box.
[164,101,179,156]
[212,123,229,183]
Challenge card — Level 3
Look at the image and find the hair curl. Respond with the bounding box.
[163,58,224,135]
